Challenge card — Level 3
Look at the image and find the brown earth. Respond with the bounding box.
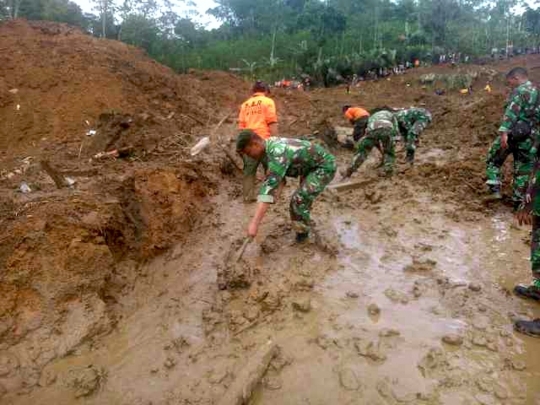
[0,19,539,405]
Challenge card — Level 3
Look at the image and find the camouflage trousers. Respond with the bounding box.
[290,161,337,233]
[531,216,540,279]
[405,120,429,159]
[485,136,533,205]
[350,127,396,175]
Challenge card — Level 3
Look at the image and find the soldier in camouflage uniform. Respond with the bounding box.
[514,156,540,337]
[342,109,398,178]
[395,107,432,163]
[485,67,539,208]
[236,130,336,242]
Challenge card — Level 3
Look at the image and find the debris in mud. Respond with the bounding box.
[218,341,278,405]
[384,288,410,304]
[217,239,254,290]
[468,282,482,292]
[338,366,360,391]
[442,333,464,346]
[403,258,437,273]
[367,303,381,316]
[262,375,283,390]
[354,337,387,362]
[66,365,107,398]
[379,328,400,337]
[346,291,359,299]
[292,297,312,313]
[164,357,176,369]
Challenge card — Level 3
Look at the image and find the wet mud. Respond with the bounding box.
[0,19,539,405]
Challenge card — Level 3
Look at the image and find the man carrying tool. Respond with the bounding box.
[341,108,398,178]
[236,131,336,242]
[395,107,432,164]
[485,67,539,208]
[238,81,278,202]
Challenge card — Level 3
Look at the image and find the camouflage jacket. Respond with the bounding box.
[367,110,398,133]
[499,81,539,133]
[395,108,432,129]
[258,137,336,203]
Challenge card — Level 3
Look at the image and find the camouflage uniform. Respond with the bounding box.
[395,107,432,162]
[258,137,337,233]
[347,110,398,176]
[486,81,539,205]
[523,159,540,281]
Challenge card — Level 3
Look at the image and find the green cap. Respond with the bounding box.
[236,129,255,151]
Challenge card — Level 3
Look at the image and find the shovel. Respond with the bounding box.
[189,112,242,172]
[234,236,253,263]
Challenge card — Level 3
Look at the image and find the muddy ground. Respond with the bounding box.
[0,19,539,405]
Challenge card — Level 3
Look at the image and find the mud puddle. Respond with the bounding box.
[5,183,540,405]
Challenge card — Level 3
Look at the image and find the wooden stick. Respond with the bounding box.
[218,341,279,405]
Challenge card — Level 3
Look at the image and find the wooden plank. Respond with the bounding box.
[218,341,278,405]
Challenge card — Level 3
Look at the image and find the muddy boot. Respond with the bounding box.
[514,279,540,301]
[295,232,310,243]
[486,184,502,201]
[514,319,540,338]
[406,150,414,165]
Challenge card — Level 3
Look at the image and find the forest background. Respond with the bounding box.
[2,0,540,84]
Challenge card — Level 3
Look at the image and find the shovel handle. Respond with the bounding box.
[235,236,253,262]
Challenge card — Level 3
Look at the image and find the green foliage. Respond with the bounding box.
[8,0,540,82]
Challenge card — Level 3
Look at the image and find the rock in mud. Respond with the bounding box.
[292,297,311,313]
[468,282,482,292]
[338,367,360,391]
[346,291,359,299]
[368,303,381,316]
[263,375,282,390]
[442,334,464,346]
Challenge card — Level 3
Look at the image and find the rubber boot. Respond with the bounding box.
[514,279,540,301]
[514,319,540,338]
[486,184,502,200]
[406,150,414,165]
[243,175,256,203]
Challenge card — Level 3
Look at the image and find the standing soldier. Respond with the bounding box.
[395,107,433,164]
[236,131,336,242]
[341,109,398,178]
[485,67,539,208]
[238,81,278,202]
[514,158,540,337]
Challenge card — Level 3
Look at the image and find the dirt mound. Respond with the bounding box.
[0,19,248,157]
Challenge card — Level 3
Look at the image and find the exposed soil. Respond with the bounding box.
[0,19,539,405]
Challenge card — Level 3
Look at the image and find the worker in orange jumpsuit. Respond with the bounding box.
[343,105,370,142]
[238,81,279,202]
